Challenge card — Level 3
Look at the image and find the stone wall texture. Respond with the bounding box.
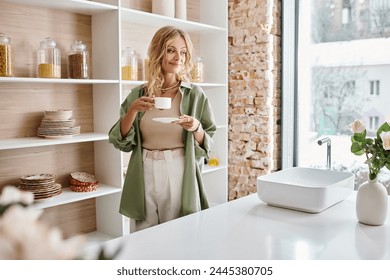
[228,0,282,200]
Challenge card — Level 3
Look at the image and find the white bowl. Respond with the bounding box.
[257,167,355,213]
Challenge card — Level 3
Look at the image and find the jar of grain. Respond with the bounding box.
[68,41,89,79]
[143,56,150,81]
[121,47,138,80]
[0,33,14,77]
[191,56,204,83]
[37,38,61,78]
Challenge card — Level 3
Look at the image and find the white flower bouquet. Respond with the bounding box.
[0,186,84,259]
[351,120,390,180]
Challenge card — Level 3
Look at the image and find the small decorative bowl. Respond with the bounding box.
[70,171,98,184]
[69,172,98,192]
[70,183,98,193]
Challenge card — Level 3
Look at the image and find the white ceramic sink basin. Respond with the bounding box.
[257,167,355,213]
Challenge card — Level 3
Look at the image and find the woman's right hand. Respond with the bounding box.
[130,96,155,112]
[120,96,155,137]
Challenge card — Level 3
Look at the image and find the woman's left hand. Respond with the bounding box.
[174,115,200,131]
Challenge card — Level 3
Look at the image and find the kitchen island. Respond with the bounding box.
[84,192,390,260]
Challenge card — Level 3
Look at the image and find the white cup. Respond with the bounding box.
[154,97,171,109]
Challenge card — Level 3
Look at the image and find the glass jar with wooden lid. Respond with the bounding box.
[121,47,138,80]
[0,33,14,77]
[68,41,89,79]
[191,56,204,83]
[37,37,61,78]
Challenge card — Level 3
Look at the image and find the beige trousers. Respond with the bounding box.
[136,148,185,231]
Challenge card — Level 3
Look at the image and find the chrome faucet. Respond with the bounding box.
[317,137,331,169]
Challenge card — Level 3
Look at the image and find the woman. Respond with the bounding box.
[108,26,217,231]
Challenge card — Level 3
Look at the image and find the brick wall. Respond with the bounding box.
[228,0,282,200]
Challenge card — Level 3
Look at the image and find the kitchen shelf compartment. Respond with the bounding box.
[0,133,108,150]
[31,184,121,210]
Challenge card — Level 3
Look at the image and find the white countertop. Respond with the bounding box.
[85,192,390,260]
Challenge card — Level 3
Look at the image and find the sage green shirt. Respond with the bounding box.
[108,82,217,220]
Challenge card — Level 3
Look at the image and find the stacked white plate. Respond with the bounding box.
[37,109,80,139]
[19,173,62,200]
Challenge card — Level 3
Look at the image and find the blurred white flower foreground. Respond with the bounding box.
[0,186,85,260]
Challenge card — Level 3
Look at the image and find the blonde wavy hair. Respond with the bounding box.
[145,26,194,97]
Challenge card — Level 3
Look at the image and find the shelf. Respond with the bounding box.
[217,125,228,130]
[0,133,108,150]
[3,1,227,32]
[194,83,227,88]
[202,164,227,174]
[30,184,121,210]
[121,81,227,87]
[121,80,145,86]
[1,0,117,15]
[0,77,118,85]
[120,8,226,33]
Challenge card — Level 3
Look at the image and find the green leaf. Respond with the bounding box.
[369,173,377,180]
[351,142,364,155]
[353,131,366,143]
[96,244,123,260]
[377,122,390,139]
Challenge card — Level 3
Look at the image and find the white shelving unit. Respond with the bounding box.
[0,0,227,244]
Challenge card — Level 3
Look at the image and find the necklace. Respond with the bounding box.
[160,80,180,93]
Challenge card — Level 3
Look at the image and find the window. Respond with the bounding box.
[369,80,380,95]
[369,116,380,130]
[342,7,351,25]
[282,1,390,187]
[342,0,352,25]
[370,0,390,32]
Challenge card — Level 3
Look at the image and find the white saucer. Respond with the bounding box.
[152,117,179,123]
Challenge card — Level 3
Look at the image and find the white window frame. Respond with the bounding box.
[369,116,380,130]
[369,80,380,96]
[281,0,298,168]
